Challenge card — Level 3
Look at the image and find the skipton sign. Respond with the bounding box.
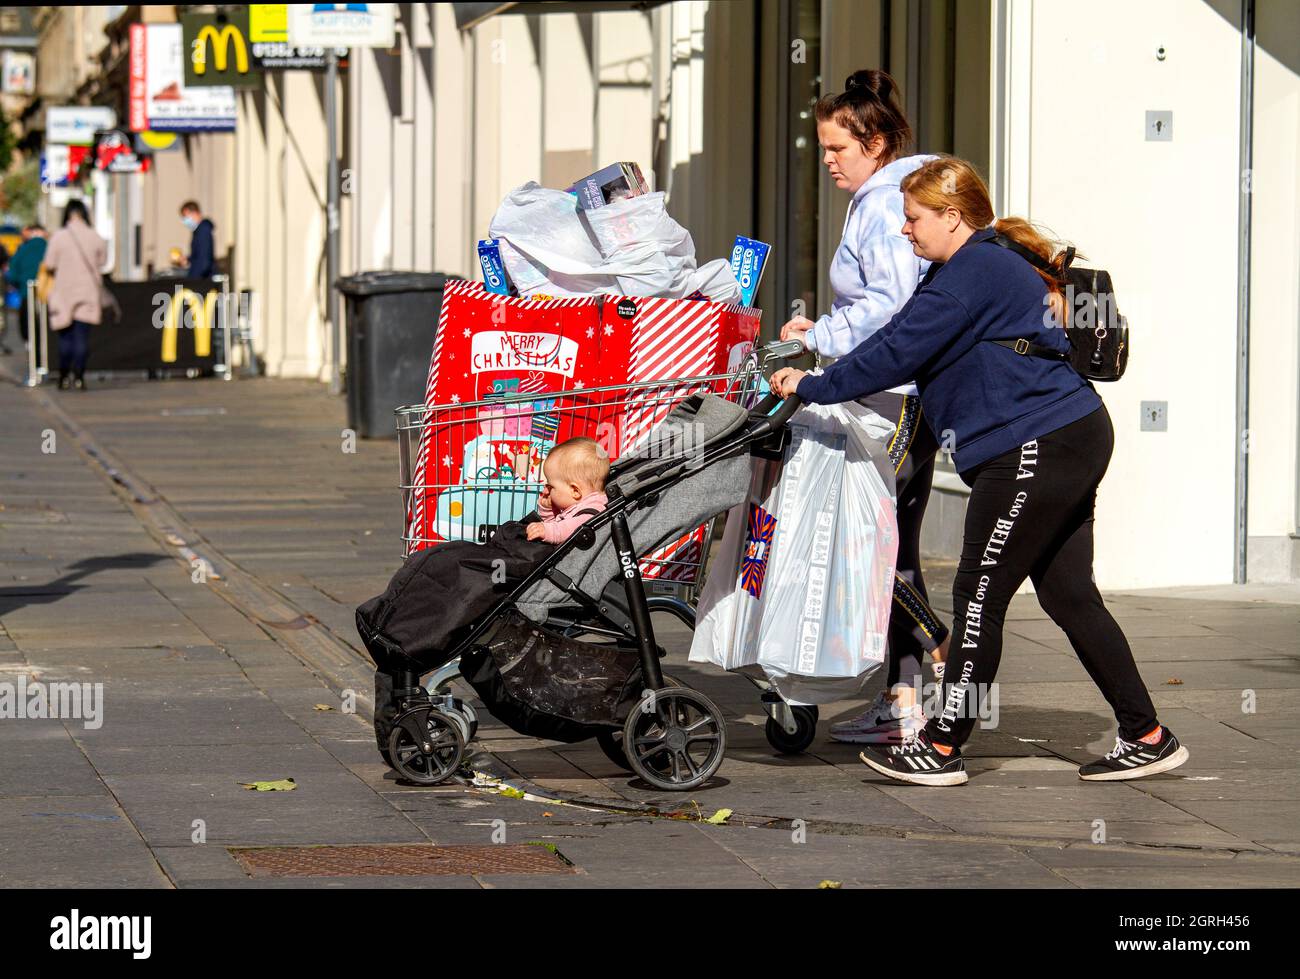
[288,3,396,48]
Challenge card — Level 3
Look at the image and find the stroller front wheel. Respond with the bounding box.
[764,705,819,754]
[622,687,726,791]
[387,707,466,785]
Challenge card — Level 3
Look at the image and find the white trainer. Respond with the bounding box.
[829,692,925,743]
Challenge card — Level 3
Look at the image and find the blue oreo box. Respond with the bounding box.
[477,238,512,295]
[729,235,770,307]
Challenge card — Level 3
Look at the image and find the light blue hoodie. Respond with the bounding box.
[808,153,936,395]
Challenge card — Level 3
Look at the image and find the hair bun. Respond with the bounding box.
[845,68,893,101]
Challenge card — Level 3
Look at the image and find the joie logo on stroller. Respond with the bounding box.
[618,548,637,579]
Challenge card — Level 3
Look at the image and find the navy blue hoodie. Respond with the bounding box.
[797,227,1102,473]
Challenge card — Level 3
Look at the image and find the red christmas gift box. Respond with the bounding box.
[407,280,762,587]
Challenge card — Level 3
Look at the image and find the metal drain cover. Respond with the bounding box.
[229,844,575,877]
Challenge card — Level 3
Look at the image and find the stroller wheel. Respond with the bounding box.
[441,698,478,744]
[454,699,479,741]
[622,687,727,791]
[764,705,819,754]
[596,730,634,772]
[597,675,682,773]
[387,708,465,786]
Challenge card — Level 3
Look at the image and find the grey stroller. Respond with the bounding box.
[366,359,804,791]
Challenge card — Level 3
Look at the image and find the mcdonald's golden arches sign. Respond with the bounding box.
[182,11,261,88]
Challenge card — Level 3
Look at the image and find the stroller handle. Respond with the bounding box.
[746,391,803,435]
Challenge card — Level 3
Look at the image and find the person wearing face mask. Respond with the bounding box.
[179,200,215,278]
[780,69,948,745]
[770,157,1188,786]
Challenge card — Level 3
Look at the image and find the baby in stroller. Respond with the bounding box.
[525,437,610,544]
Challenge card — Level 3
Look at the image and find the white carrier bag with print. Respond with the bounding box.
[689,400,899,705]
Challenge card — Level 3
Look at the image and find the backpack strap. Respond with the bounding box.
[983,234,1072,363]
[990,338,1070,362]
[982,233,1061,277]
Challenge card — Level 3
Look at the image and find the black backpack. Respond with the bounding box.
[984,234,1129,382]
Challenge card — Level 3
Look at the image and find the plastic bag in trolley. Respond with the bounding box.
[689,400,898,703]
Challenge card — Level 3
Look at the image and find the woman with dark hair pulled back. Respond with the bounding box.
[782,68,950,745]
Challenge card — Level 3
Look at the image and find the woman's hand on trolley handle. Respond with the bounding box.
[779,315,815,348]
[770,367,808,400]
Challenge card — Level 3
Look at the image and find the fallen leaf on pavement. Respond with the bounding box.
[1165,677,1184,685]
[818,879,842,889]
[312,704,334,711]
[705,808,733,825]
[238,778,297,791]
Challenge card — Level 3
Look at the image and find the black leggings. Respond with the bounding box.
[861,392,950,688]
[926,404,1158,749]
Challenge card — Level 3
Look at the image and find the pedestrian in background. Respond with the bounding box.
[7,224,48,344]
[42,200,107,391]
[180,200,216,278]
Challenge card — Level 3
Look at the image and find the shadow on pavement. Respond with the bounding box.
[0,552,170,617]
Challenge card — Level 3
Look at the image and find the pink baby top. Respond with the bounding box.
[535,491,608,544]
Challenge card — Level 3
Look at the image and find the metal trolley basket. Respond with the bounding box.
[385,340,815,785]
[396,355,773,594]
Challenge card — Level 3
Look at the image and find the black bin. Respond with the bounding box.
[337,271,458,439]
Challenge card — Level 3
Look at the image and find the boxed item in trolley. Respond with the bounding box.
[729,235,770,308]
[476,238,513,295]
[567,162,649,210]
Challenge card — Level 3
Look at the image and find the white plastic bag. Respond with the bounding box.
[487,183,706,299]
[488,182,618,296]
[684,258,742,303]
[582,192,697,297]
[690,400,899,705]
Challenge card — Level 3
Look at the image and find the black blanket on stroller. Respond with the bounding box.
[355,520,553,676]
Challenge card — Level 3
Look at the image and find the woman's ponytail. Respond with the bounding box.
[991,217,1070,324]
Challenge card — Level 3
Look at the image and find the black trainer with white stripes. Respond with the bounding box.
[858,730,968,786]
[1078,727,1189,781]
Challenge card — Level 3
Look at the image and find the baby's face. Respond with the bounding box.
[540,458,587,511]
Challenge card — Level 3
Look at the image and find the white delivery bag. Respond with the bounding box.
[689,400,899,705]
